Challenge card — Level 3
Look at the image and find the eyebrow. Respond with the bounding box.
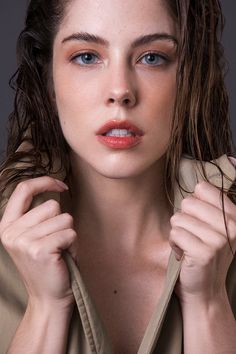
[61,31,178,48]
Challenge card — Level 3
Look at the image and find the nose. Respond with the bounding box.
[105,65,137,108]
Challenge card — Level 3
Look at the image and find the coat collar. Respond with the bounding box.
[137,154,236,353]
[61,154,236,354]
[0,152,235,353]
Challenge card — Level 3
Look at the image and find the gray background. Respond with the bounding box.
[0,1,235,160]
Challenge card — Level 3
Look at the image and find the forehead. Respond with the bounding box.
[55,0,176,44]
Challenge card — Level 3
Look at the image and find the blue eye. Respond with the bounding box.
[140,52,167,66]
[71,52,99,65]
[71,51,168,67]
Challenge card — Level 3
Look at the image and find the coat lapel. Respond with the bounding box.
[137,154,236,354]
[0,153,235,354]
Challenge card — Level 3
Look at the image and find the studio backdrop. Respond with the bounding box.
[0,1,235,158]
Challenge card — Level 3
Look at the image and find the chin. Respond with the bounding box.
[70,146,167,178]
[90,158,164,180]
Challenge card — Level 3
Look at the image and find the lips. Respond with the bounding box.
[96,119,144,136]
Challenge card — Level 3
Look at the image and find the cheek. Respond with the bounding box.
[145,70,176,125]
[144,71,176,148]
[53,76,90,131]
[141,64,176,106]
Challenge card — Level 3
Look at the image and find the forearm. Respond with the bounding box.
[181,289,236,354]
[7,300,73,354]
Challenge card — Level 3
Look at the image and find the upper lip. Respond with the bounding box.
[96,119,144,136]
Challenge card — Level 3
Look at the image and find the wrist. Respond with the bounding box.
[27,296,74,319]
[178,285,228,309]
[180,288,236,354]
[7,295,74,354]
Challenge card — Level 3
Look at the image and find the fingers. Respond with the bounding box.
[1,176,68,225]
[15,199,62,230]
[30,213,74,241]
[169,182,236,261]
[1,211,74,247]
[29,228,78,261]
[169,226,207,261]
[0,176,78,303]
[179,196,236,243]
[193,181,236,220]
[170,212,228,250]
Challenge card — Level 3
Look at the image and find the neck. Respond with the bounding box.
[66,153,173,254]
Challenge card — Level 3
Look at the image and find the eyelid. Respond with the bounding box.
[70,50,101,62]
[138,50,169,61]
[70,50,170,66]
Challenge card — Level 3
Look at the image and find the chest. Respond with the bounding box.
[77,247,171,354]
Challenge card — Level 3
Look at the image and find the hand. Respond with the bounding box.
[0,176,78,308]
[169,181,236,304]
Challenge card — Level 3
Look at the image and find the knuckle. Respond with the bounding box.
[169,227,178,240]
[41,176,56,185]
[194,181,208,194]
[0,221,4,235]
[16,180,30,194]
[1,227,14,248]
[14,236,27,251]
[62,213,73,226]
[181,197,192,211]
[213,237,225,252]
[47,199,61,214]
[29,245,43,261]
[170,227,183,245]
[227,218,236,239]
[169,228,177,246]
[170,212,181,225]
[67,228,77,239]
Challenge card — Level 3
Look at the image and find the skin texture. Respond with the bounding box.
[170,180,236,353]
[1,0,236,353]
[0,177,76,354]
[52,0,178,253]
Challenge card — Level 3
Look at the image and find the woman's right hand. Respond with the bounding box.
[0,176,78,309]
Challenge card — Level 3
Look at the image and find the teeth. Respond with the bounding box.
[105,129,134,137]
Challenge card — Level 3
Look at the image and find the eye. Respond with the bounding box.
[139,52,168,66]
[71,52,100,65]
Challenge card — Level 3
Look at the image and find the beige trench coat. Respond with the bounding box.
[0,154,235,354]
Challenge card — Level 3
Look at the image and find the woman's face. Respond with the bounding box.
[52,0,178,178]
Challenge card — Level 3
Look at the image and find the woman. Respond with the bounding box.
[0,0,236,353]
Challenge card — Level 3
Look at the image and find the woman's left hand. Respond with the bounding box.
[169,181,236,304]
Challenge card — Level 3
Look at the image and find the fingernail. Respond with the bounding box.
[55,179,69,190]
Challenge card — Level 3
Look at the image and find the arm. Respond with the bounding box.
[181,289,236,354]
[169,181,236,354]
[0,177,79,354]
[7,301,73,354]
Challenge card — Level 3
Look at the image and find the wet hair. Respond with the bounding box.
[0,0,71,185]
[165,0,235,190]
[0,0,235,250]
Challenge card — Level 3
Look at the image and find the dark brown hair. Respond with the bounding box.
[0,0,235,216]
[165,0,235,189]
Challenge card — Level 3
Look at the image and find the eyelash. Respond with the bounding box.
[70,51,169,67]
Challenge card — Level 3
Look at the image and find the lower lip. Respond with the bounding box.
[96,135,143,149]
